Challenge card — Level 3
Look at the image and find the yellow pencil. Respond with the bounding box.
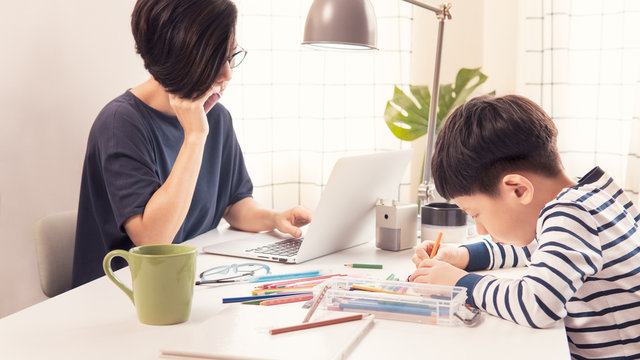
[351,284,415,296]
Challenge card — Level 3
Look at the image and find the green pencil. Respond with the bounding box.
[344,263,383,269]
[386,273,396,280]
[241,299,263,305]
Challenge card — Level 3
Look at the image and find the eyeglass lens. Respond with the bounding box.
[228,47,247,69]
[200,262,269,281]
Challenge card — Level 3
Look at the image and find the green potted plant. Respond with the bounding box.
[384,67,494,200]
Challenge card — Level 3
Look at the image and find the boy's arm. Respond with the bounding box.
[457,204,602,328]
[463,238,538,271]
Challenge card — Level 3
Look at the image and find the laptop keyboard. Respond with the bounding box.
[246,238,303,257]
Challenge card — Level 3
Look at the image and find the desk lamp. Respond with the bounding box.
[302,0,452,205]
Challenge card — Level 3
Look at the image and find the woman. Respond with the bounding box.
[72,0,312,287]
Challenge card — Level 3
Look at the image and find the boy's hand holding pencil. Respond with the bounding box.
[411,235,470,270]
[409,232,470,286]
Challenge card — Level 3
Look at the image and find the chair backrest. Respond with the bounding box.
[35,210,77,297]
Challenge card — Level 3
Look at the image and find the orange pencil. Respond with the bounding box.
[430,232,443,258]
[260,294,314,306]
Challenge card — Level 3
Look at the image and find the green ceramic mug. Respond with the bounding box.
[103,244,197,325]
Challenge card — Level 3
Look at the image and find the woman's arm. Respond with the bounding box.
[124,88,217,246]
[224,197,313,238]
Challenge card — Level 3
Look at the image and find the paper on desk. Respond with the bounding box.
[160,304,372,360]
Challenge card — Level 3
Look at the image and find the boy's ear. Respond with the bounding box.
[501,174,534,205]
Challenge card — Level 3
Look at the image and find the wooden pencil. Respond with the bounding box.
[269,314,365,335]
[302,284,329,323]
[430,232,443,259]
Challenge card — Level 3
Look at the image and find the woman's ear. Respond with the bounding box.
[501,174,534,205]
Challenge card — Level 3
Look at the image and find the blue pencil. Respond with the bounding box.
[247,270,323,283]
[222,292,312,304]
[337,298,450,316]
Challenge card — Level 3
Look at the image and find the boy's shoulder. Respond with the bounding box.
[550,167,611,207]
[539,166,637,227]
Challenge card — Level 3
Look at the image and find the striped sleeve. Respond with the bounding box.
[462,237,537,271]
[457,204,603,328]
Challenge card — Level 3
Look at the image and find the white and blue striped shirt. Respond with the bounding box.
[457,167,640,359]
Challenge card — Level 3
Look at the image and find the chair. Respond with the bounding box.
[35,210,77,297]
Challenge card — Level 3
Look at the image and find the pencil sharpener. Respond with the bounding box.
[375,199,418,251]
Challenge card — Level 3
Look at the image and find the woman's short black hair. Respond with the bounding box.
[131,0,237,99]
[431,94,563,199]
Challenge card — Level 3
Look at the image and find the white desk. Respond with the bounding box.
[0,227,570,359]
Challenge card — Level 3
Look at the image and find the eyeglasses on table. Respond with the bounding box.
[196,262,271,285]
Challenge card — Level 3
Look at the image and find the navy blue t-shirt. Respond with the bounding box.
[72,90,253,287]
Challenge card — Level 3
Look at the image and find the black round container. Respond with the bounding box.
[420,202,467,243]
[421,202,467,227]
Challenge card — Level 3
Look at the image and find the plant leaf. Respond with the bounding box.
[438,67,489,123]
[409,85,431,111]
[384,86,428,141]
[384,68,493,141]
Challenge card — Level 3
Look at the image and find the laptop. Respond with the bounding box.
[202,150,412,263]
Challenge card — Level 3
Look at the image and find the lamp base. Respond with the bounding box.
[417,181,436,206]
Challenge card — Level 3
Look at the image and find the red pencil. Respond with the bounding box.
[256,274,347,289]
[269,314,365,335]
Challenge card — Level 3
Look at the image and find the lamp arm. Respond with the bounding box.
[414,3,452,205]
[401,0,442,14]
[401,0,452,19]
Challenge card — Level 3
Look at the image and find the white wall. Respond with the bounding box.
[0,0,146,317]
[0,0,520,317]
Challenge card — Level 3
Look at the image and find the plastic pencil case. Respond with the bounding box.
[315,276,475,326]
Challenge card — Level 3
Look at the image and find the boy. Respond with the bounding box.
[410,95,640,359]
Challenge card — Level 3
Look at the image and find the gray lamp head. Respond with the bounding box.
[302,0,378,50]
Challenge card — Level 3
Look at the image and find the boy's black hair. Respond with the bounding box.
[431,94,563,199]
[131,0,237,99]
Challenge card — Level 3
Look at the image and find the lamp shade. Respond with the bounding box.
[302,0,378,50]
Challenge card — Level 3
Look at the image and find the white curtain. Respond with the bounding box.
[220,0,413,210]
[519,0,640,202]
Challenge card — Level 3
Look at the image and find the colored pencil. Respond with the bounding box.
[430,232,443,258]
[302,284,329,323]
[331,306,435,324]
[269,314,366,335]
[241,299,264,305]
[339,299,435,316]
[268,279,326,289]
[255,274,346,289]
[252,286,315,296]
[160,349,276,360]
[351,284,416,296]
[222,292,311,304]
[344,263,383,269]
[247,270,322,283]
[260,294,314,306]
[332,314,375,359]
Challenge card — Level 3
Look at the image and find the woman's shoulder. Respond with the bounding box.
[89,91,152,142]
[96,90,143,122]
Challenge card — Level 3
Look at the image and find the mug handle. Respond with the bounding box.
[103,250,134,304]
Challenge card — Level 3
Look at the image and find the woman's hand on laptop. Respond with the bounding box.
[274,206,313,238]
